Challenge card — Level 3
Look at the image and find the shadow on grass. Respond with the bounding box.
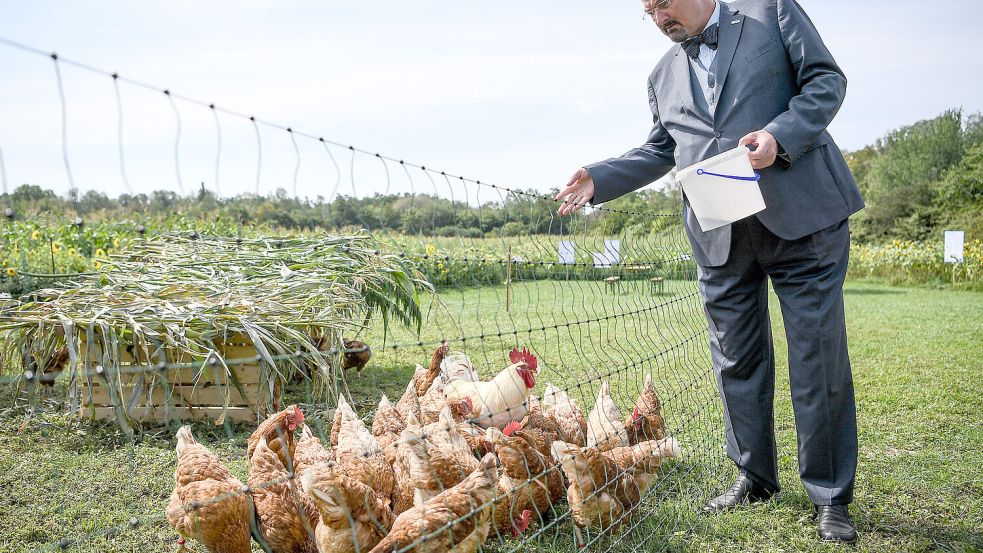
[843,288,905,296]
[860,512,983,551]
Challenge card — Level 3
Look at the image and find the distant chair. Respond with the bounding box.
[604,275,622,293]
[649,276,665,295]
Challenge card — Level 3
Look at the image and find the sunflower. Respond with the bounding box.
[93,261,102,270]
[51,242,61,253]
[95,248,106,258]
[5,268,15,277]
[31,230,40,240]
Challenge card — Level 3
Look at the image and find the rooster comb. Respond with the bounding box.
[508,347,538,371]
[503,421,523,437]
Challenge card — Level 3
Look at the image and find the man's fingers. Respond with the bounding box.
[557,168,594,215]
[558,194,586,215]
[556,169,583,201]
[555,187,577,203]
[554,184,574,202]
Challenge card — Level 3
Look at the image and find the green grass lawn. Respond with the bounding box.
[0,280,980,552]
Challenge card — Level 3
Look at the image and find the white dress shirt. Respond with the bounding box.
[689,1,722,110]
[696,1,721,71]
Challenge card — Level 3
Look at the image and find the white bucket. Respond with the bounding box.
[675,146,766,232]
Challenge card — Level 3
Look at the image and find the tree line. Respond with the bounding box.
[4,108,980,243]
[845,109,982,242]
[3,180,681,238]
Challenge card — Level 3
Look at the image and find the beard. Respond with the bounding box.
[660,20,690,42]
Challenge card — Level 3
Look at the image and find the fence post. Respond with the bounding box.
[506,245,512,312]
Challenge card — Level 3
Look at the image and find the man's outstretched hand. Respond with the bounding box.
[555,168,595,216]
[739,130,779,170]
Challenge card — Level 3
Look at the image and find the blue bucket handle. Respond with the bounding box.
[696,168,761,181]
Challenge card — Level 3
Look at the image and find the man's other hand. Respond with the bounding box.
[555,168,595,216]
[739,130,779,170]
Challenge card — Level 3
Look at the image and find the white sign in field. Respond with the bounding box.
[592,240,621,268]
[604,240,621,265]
[558,241,576,265]
[944,230,965,263]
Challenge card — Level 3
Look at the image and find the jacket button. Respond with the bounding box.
[713,132,721,138]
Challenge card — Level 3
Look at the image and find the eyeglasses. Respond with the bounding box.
[642,0,673,20]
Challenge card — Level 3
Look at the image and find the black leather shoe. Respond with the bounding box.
[702,474,774,512]
[816,505,857,543]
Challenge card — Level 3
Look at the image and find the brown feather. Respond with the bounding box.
[166,426,252,553]
[248,405,304,471]
[368,453,499,553]
[302,463,393,553]
[625,373,668,445]
[248,436,318,553]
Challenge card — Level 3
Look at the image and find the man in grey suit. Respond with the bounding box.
[555,0,864,542]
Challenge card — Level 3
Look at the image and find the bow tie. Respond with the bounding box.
[681,23,718,59]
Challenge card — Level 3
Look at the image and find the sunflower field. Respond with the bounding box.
[848,238,982,289]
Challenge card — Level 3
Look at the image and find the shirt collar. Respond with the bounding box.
[701,1,721,34]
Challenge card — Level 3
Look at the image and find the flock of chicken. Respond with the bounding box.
[167,345,681,553]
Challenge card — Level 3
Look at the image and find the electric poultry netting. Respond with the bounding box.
[4,207,730,552]
[0,40,731,552]
[295,202,733,553]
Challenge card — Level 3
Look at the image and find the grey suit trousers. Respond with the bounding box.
[698,215,857,505]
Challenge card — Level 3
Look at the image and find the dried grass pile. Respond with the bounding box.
[0,232,432,429]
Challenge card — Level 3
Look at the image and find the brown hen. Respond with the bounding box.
[415,343,449,397]
[340,339,372,376]
[368,453,500,553]
[625,373,668,445]
[248,436,318,553]
[332,394,396,511]
[294,425,334,488]
[517,395,561,460]
[551,440,643,549]
[301,462,393,553]
[165,426,251,553]
[394,378,422,424]
[601,437,681,496]
[486,424,564,524]
[404,407,480,506]
[542,383,588,447]
[248,405,305,471]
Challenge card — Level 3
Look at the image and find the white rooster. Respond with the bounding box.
[442,347,538,429]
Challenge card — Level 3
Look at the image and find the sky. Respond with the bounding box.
[1,0,981,203]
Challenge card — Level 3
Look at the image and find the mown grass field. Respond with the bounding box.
[0,280,980,552]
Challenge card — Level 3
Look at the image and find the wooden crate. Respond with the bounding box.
[76,333,278,424]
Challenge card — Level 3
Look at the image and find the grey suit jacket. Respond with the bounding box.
[586,0,864,267]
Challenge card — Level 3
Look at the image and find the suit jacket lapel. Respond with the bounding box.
[671,47,713,124]
[671,47,698,114]
[712,3,744,118]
